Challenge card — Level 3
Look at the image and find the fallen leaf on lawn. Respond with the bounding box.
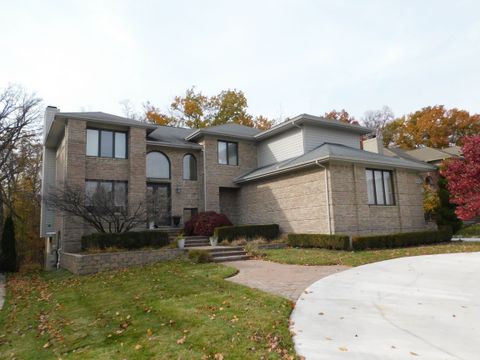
[214,353,224,360]
[135,344,142,350]
[146,328,153,337]
[177,335,186,344]
[43,342,50,348]
[231,315,239,323]
[339,347,348,352]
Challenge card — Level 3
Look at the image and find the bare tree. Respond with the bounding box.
[45,185,147,233]
[362,106,395,135]
[0,85,42,237]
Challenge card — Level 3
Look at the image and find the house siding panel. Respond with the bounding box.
[303,124,361,151]
[257,128,304,167]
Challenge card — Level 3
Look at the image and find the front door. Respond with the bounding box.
[147,183,171,227]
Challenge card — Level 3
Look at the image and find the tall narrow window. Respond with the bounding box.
[183,154,197,180]
[115,132,127,158]
[86,129,99,156]
[366,169,395,205]
[217,140,238,165]
[100,131,113,157]
[146,151,170,179]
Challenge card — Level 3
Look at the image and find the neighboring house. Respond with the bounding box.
[40,107,435,265]
[384,145,462,187]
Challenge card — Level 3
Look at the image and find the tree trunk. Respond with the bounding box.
[0,189,4,242]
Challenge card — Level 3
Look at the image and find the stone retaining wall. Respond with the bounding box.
[60,248,186,275]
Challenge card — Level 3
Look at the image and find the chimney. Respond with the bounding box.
[363,133,384,155]
[44,106,59,143]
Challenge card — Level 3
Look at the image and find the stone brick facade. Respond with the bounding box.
[236,167,330,234]
[328,162,429,235]
[200,136,257,212]
[60,249,185,275]
[145,145,203,224]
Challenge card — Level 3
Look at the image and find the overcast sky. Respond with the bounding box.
[1,0,479,121]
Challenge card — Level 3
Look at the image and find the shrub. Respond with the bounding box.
[288,233,350,250]
[214,224,280,242]
[436,177,462,233]
[351,228,453,251]
[1,216,17,272]
[184,211,232,236]
[188,249,211,263]
[81,231,169,251]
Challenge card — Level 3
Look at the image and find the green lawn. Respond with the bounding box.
[262,242,480,267]
[0,260,296,359]
[456,224,480,238]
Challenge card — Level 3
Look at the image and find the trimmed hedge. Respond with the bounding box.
[288,233,350,250]
[214,224,280,242]
[81,231,170,250]
[351,227,453,251]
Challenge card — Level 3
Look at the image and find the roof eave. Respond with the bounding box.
[185,129,256,141]
[55,114,157,132]
[146,140,202,150]
[235,155,434,184]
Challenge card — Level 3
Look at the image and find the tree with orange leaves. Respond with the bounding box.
[324,109,358,124]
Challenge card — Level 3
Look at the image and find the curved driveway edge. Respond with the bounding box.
[224,260,348,301]
[291,252,480,360]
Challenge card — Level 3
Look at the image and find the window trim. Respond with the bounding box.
[217,140,239,166]
[146,150,171,180]
[86,128,128,159]
[366,168,395,206]
[182,153,197,180]
[85,179,128,211]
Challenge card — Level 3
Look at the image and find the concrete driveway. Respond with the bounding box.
[291,252,480,360]
[224,260,348,300]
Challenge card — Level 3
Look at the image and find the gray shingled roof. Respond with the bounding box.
[235,143,435,183]
[56,112,157,130]
[147,126,201,148]
[255,114,372,140]
[405,147,456,162]
[185,123,262,141]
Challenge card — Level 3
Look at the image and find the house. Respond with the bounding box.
[384,145,462,187]
[40,107,435,266]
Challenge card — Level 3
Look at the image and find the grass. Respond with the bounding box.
[456,224,480,238]
[0,260,296,359]
[261,241,480,267]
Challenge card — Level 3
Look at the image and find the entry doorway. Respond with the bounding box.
[147,183,171,227]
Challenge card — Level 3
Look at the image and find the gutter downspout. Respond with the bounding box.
[315,160,332,235]
[202,145,207,211]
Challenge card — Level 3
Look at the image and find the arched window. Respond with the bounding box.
[146,151,170,179]
[183,154,197,180]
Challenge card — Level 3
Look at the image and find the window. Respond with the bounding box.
[86,129,127,158]
[183,154,197,180]
[146,151,170,179]
[183,208,198,223]
[85,180,127,210]
[86,129,99,156]
[218,141,238,165]
[366,169,395,205]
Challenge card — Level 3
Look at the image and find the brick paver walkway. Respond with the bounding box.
[224,260,348,301]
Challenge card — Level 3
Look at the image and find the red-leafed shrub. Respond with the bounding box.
[184,211,232,236]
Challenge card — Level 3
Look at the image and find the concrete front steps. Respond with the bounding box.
[209,247,250,262]
[184,236,210,247]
